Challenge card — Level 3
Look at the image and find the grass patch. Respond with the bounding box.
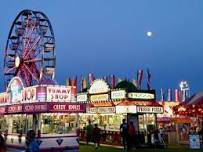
[79,144,199,152]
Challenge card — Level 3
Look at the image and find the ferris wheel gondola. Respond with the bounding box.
[4,9,56,88]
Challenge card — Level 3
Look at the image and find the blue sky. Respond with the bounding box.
[0,0,203,96]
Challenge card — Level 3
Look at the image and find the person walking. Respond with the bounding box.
[93,124,101,149]
[128,121,136,150]
[86,120,93,145]
[25,130,39,152]
[120,119,128,150]
[0,134,6,152]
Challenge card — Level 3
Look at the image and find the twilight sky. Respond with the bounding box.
[0,0,203,96]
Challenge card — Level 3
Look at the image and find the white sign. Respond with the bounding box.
[111,90,126,100]
[116,106,137,114]
[87,107,115,114]
[90,94,109,102]
[89,79,110,94]
[47,86,72,102]
[128,92,155,100]
[77,93,88,102]
[189,134,200,149]
[137,106,163,113]
[97,107,115,113]
[87,107,97,114]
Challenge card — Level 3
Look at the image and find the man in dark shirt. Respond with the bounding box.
[86,120,93,145]
[120,119,128,150]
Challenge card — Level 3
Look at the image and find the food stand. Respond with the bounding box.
[0,77,85,152]
[77,79,163,145]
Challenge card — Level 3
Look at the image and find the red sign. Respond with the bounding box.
[23,103,47,113]
[1,102,86,114]
[7,105,23,113]
[48,103,85,113]
[0,106,6,114]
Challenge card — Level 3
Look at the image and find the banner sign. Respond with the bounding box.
[7,77,24,103]
[116,106,137,114]
[77,93,88,102]
[47,86,72,102]
[89,79,110,94]
[111,90,126,100]
[48,103,85,113]
[97,107,115,113]
[86,107,97,114]
[87,107,115,114]
[90,94,109,102]
[1,102,86,114]
[23,103,48,113]
[36,86,47,102]
[0,106,6,114]
[128,92,155,100]
[22,86,37,103]
[0,93,8,105]
[137,106,163,113]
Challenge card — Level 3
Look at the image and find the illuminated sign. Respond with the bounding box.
[116,106,137,113]
[90,94,109,102]
[47,86,72,102]
[128,92,155,100]
[137,106,163,113]
[0,93,8,105]
[36,86,46,102]
[3,102,86,114]
[111,90,126,100]
[7,77,24,103]
[86,107,97,114]
[77,93,88,102]
[0,106,6,114]
[48,103,85,113]
[89,79,110,94]
[87,107,115,114]
[97,107,115,113]
[22,86,37,102]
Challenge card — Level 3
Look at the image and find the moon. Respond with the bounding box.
[146,31,153,37]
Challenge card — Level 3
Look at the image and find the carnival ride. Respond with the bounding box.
[4,9,55,88]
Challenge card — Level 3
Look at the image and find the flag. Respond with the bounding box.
[88,73,94,86]
[175,89,179,102]
[81,76,84,92]
[167,88,172,101]
[83,77,87,90]
[112,75,116,89]
[147,68,152,90]
[67,78,72,86]
[132,79,137,87]
[73,76,77,91]
[117,77,122,83]
[103,76,108,82]
[137,69,143,89]
[160,88,165,101]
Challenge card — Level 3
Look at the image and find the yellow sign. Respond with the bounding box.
[90,94,109,102]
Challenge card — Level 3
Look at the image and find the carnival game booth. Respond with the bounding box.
[0,77,85,152]
[173,92,203,145]
[77,79,163,145]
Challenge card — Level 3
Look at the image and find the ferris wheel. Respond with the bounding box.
[4,9,56,88]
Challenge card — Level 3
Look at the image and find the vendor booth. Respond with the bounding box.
[0,77,85,151]
[77,79,163,145]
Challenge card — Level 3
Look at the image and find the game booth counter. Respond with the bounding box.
[77,79,163,146]
[0,77,85,152]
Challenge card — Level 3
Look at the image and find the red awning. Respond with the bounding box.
[116,100,162,107]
